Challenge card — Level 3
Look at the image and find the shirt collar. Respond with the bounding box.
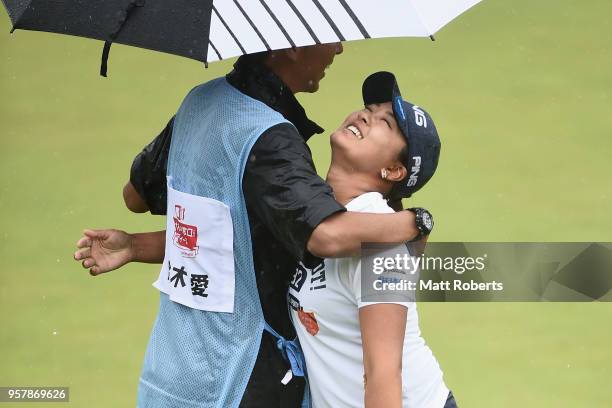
[226,60,324,141]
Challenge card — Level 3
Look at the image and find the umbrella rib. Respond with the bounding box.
[284,0,321,44]
[209,40,222,61]
[258,0,295,48]
[311,0,345,42]
[232,0,270,51]
[336,0,370,39]
[212,5,246,54]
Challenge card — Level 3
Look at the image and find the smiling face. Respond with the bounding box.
[330,102,408,180]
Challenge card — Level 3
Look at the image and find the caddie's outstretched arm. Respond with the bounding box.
[307,211,420,258]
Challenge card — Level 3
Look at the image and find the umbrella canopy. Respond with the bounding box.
[2,0,481,75]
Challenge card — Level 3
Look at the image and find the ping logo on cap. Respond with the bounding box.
[407,156,422,187]
[413,106,427,128]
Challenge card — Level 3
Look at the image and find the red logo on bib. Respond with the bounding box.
[173,205,199,257]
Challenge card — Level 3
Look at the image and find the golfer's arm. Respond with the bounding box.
[131,230,165,263]
[307,211,418,258]
[360,304,406,408]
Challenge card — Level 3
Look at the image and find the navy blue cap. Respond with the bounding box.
[362,71,441,199]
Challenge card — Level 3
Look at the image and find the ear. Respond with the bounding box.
[384,165,407,182]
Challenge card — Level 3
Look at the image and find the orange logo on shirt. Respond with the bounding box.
[298,309,319,336]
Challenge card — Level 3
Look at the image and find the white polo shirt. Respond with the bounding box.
[288,192,449,408]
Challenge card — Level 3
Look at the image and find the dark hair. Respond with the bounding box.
[387,145,410,201]
[398,145,410,168]
[234,51,271,68]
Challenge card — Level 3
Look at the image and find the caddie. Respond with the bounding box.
[75,46,427,408]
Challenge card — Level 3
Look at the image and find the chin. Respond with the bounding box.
[329,130,351,152]
[307,81,320,93]
[330,130,343,147]
[330,131,359,162]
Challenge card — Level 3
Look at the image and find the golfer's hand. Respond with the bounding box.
[74,229,133,276]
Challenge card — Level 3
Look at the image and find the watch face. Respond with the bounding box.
[422,212,433,231]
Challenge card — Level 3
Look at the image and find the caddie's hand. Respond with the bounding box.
[74,229,133,276]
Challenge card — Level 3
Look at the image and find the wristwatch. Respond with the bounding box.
[406,207,434,240]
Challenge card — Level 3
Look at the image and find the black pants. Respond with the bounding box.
[444,391,459,408]
[239,331,305,407]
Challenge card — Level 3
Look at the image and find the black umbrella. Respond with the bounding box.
[2,0,482,76]
[2,0,213,76]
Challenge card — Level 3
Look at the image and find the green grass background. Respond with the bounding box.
[1,0,611,406]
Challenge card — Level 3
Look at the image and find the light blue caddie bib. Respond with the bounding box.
[137,78,303,407]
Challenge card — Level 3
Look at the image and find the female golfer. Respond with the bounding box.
[286,72,456,408]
